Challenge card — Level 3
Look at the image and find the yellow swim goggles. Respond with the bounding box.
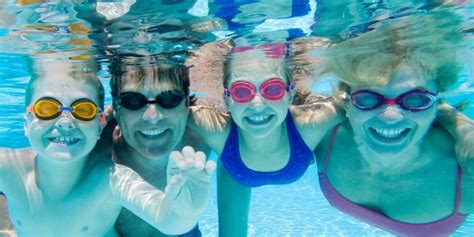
[27,97,101,121]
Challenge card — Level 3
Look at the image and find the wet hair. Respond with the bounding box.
[321,9,466,92]
[222,46,292,89]
[109,54,195,106]
[24,57,105,109]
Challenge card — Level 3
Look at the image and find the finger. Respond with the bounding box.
[194,151,206,171]
[205,160,217,175]
[182,146,195,157]
[171,151,188,170]
[182,146,196,169]
[165,174,187,200]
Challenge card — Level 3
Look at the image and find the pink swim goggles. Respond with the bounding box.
[224,78,293,103]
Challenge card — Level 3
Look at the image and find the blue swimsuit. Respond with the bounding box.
[220,113,313,187]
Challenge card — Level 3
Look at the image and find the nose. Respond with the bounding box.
[249,94,265,110]
[378,105,404,123]
[55,115,77,131]
[142,104,164,123]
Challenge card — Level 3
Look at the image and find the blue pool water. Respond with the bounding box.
[1,0,474,236]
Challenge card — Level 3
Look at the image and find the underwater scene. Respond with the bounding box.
[0,0,473,236]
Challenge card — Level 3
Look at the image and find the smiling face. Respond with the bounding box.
[224,58,292,138]
[25,75,102,163]
[114,79,188,160]
[346,64,438,155]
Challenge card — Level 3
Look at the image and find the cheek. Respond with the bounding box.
[79,122,101,138]
[347,107,372,126]
[117,111,139,127]
[229,104,246,117]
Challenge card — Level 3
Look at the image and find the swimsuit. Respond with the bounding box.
[179,225,201,237]
[318,125,467,236]
[220,113,313,187]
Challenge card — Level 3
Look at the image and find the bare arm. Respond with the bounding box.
[217,161,251,237]
[187,100,231,154]
[0,149,13,233]
[435,103,474,214]
[436,102,474,169]
[188,100,230,133]
[291,92,346,149]
[109,148,215,235]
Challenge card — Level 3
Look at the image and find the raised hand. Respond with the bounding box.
[165,146,216,217]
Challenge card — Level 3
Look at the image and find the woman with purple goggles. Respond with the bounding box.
[313,10,474,236]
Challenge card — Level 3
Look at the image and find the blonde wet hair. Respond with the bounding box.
[321,9,466,92]
[25,57,104,108]
[222,46,292,88]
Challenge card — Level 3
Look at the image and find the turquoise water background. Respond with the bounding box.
[1,0,474,236]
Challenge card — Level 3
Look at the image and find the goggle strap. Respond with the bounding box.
[385,99,397,106]
[60,106,72,112]
[223,88,230,97]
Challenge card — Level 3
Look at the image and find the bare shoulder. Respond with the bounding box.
[425,126,455,150]
[0,147,35,169]
[0,147,35,191]
[290,93,346,149]
[189,98,231,133]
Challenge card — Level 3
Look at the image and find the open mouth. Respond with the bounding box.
[48,136,80,145]
[245,114,273,126]
[369,127,411,143]
[138,128,167,139]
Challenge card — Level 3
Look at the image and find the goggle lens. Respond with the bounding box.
[158,91,186,109]
[350,92,381,110]
[118,91,185,110]
[119,93,149,110]
[401,93,434,110]
[34,99,62,119]
[260,79,285,100]
[72,101,98,120]
[230,82,255,103]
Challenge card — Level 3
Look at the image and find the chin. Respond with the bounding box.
[366,144,408,157]
[138,147,170,160]
[46,152,76,162]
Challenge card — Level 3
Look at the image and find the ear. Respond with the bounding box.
[99,113,106,128]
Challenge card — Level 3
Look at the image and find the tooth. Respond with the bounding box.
[141,129,165,136]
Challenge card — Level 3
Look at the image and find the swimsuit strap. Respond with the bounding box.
[322,124,340,175]
[454,165,463,211]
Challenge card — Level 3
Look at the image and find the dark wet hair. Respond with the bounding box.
[109,53,195,106]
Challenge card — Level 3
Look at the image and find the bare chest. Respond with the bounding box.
[6,170,121,236]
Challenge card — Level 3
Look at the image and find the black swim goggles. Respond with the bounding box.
[116,91,186,110]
